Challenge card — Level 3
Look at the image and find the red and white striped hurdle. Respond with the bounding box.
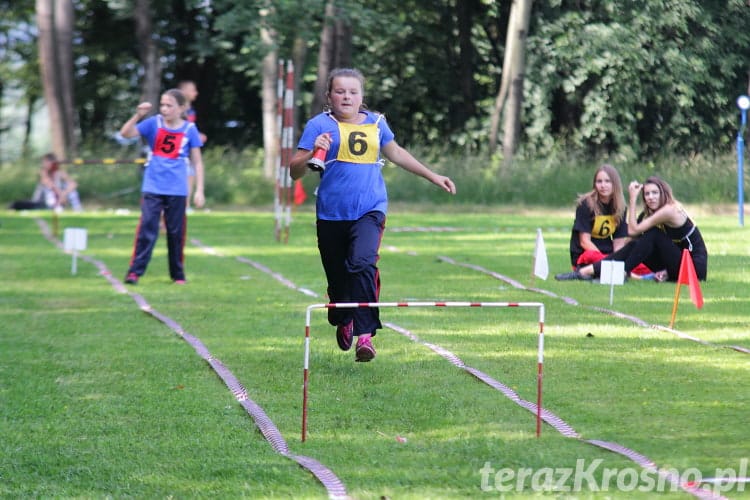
[301,301,546,442]
[274,59,295,243]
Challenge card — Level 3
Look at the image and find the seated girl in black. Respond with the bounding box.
[556,176,707,282]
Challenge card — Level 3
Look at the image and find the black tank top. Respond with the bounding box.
[664,217,705,255]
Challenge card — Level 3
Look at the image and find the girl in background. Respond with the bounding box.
[178,80,207,213]
[35,153,83,212]
[119,89,205,285]
[556,176,707,282]
[567,164,628,269]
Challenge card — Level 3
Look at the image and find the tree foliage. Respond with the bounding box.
[2,0,749,161]
[0,2,39,158]
[525,0,750,157]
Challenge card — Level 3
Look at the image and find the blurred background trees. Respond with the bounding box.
[1,0,749,168]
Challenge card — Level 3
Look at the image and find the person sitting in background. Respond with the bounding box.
[32,153,83,212]
[564,163,650,277]
[567,164,629,268]
[556,176,707,282]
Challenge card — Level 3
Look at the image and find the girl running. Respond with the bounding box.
[289,68,456,362]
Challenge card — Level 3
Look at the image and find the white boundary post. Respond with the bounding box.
[273,59,284,241]
[281,60,295,243]
[63,227,87,275]
[301,301,545,442]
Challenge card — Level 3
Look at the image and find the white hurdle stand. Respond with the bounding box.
[302,301,546,442]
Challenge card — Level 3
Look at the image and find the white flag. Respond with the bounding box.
[533,228,549,280]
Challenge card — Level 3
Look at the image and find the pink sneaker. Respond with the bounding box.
[174,279,186,285]
[124,272,139,285]
[355,334,376,362]
[336,320,354,351]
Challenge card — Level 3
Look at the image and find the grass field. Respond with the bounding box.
[1,205,748,499]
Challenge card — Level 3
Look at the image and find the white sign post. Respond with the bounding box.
[599,260,625,305]
[63,228,87,275]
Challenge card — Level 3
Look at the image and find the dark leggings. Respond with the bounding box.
[317,211,385,336]
[128,193,187,280]
[593,227,706,281]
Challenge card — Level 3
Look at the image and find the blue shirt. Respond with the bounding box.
[137,115,202,196]
[297,111,395,220]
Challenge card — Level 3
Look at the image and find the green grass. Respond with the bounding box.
[1,206,748,498]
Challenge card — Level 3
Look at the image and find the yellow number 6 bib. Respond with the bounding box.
[592,214,616,239]
[336,122,380,164]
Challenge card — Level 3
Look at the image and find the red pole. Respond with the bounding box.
[282,60,295,243]
[274,59,284,241]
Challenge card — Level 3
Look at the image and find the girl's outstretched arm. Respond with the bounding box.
[381,141,456,194]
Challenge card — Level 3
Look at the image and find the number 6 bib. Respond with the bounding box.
[592,214,616,240]
[335,122,380,164]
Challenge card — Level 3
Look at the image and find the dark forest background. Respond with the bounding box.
[2,0,749,164]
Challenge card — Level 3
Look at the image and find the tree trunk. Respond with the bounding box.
[333,14,352,68]
[0,80,4,162]
[501,0,532,164]
[310,0,336,116]
[23,92,37,155]
[36,0,76,158]
[260,9,279,179]
[311,1,352,115]
[134,0,161,106]
[489,1,517,153]
[291,36,308,142]
[55,0,76,153]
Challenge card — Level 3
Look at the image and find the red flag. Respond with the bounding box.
[677,249,703,309]
[293,179,307,205]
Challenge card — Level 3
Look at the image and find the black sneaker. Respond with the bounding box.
[336,320,354,351]
[555,270,591,281]
[124,272,139,284]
